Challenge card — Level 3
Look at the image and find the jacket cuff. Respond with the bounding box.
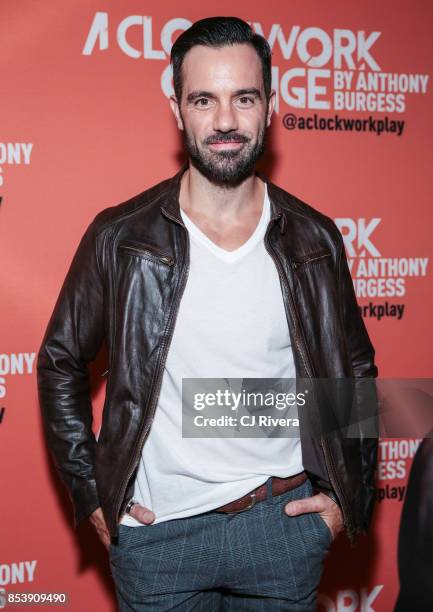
[71,479,100,528]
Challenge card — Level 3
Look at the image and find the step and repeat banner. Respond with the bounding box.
[1,1,432,610]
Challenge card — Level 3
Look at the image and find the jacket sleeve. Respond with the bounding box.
[337,229,379,531]
[36,216,106,528]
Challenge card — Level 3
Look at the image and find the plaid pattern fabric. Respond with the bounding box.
[109,478,331,611]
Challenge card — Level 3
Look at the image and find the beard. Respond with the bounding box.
[182,122,267,187]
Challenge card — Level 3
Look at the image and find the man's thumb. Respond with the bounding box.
[133,505,156,525]
[284,496,319,517]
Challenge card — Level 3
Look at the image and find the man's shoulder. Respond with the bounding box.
[89,172,179,236]
[266,177,342,246]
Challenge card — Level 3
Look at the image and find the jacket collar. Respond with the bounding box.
[160,163,287,235]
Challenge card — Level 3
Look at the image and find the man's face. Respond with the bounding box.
[170,43,275,186]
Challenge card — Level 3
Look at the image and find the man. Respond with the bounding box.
[37,16,378,611]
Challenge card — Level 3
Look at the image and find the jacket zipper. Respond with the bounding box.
[264,214,354,537]
[112,214,189,528]
[117,243,175,266]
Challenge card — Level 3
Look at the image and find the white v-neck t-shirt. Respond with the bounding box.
[121,183,303,526]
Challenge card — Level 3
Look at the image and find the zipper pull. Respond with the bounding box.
[159,255,174,266]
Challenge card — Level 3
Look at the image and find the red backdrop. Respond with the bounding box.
[1,1,432,610]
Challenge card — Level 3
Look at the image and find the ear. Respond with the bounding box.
[169,95,184,131]
[266,89,276,127]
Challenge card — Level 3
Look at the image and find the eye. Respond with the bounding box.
[195,98,210,107]
[236,96,255,107]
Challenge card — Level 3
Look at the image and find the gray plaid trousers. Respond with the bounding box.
[109,478,332,611]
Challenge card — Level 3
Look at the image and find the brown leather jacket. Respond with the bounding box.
[37,165,378,543]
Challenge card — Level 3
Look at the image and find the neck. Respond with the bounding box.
[179,163,265,222]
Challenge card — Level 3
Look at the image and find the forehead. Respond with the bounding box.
[180,44,263,95]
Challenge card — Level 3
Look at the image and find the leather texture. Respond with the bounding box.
[36,164,379,543]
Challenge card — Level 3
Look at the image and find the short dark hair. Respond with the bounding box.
[170,16,272,103]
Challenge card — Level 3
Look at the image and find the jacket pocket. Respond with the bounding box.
[292,249,332,271]
[117,240,175,266]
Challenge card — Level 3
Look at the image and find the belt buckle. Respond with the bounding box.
[227,491,257,514]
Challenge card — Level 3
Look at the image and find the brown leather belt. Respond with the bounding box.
[214,471,308,514]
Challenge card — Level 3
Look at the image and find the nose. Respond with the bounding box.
[212,101,238,133]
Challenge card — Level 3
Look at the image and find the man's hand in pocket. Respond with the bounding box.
[89,507,111,550]
[284,492,344,541]
[89,504,156,550]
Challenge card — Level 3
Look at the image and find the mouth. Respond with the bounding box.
[207,141,245,150]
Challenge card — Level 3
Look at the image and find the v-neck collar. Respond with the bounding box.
[180,183,270,263]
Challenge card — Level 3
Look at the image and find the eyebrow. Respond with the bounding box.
[186,88,262,103]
